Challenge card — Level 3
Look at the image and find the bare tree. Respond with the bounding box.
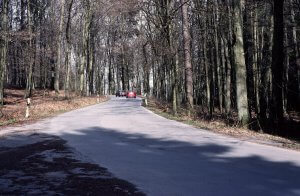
[271,0,284,127]
[0,0,8,105]
[181,0,194,112]
[55,0,66,95]
[232,0,249,126]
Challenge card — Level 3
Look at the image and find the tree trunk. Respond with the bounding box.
[0,0,8,105]
[80,0,91,96]
[88,35,95,95]
[181,0,194,112]
[213,0,223,114]
[253,4,260,115]
[55,0,66,95]
[172,51,179,115]
[225,0,233,115]
[290,0,300,108]
[259,6,273,122]
[203,19,212,117]
[283,25,289,115]
[64,0,74,98]
[224,36,232,115]
[25,0,34,98]
[121,45,125,91]
[271,0,284,127]
[233,0,249,126]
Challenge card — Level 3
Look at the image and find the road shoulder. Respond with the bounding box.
[142,99,300,151]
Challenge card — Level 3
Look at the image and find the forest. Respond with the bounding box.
[0,0,299,138]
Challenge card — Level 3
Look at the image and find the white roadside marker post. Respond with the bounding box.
[25,98,31,118]
[145,93,148,106]
[142,93,148,107]
[97,94,100,103]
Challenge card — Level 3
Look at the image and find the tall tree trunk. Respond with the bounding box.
[88,34,95,95]
[55,0,66,95]
[80,0,91,96]
[224,36,232,115]
[213,0,223,113]
[0,0,8,105]
[203,18,212,117]
[271,0,284,127]
[142,43,150,95]
[290,0,300,108]
[25,0,34,98]
[64,0,74,98]
[253,4,260,115]
[108,47,113,94]
[283,25,289,115]
[172,51,179,115]
[181,0,194,112]
[121,45,125,91]
[233,0,249,126]
[259,5,273,122]
[225,0,233,115]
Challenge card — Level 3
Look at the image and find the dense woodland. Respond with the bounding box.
[0,0,299,136]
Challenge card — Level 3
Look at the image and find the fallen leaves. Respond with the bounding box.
[0,89,108,127]
[146,98,300,151]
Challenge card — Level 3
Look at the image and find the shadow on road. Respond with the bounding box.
[0,133,145,195]
[59,126,300,196]
[1,124,300,195]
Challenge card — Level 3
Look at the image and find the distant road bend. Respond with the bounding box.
[41,97,300,196]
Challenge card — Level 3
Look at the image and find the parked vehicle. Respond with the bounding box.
[126,91,136,98]
[116,90,126,97]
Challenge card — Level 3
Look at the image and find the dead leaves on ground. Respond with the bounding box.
[0,89,108,127]
[146,98,300,151]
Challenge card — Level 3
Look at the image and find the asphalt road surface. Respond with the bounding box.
[38,97,300,196]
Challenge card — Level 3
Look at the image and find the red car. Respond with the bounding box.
[126,91,137,98]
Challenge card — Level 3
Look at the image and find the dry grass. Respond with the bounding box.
[145,98,300,151]
[0,89,108,127]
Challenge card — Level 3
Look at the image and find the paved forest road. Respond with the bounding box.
[38,97,300,195]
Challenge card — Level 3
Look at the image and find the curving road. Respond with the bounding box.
[39,97,300,196]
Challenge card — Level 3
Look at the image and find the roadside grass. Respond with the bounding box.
[0,89,109,128]
[144,98,300,151]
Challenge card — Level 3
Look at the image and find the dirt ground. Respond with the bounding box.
[0,89,108,127]
[0,133,144,195]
